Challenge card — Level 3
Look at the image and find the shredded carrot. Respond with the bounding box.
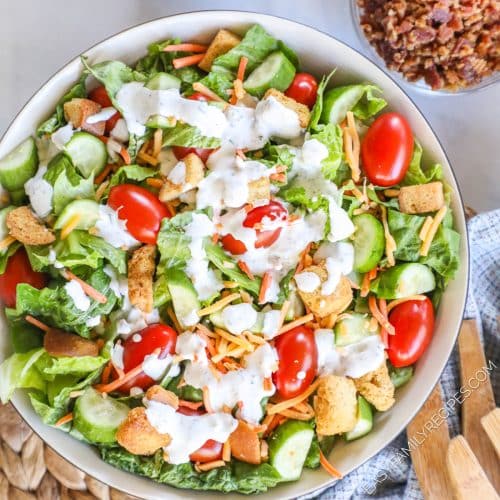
[277,313,314,336]
[179,399,203,410]
[258,271,272,304]
[212,233,219,244]
[192,82,226,103]
[215,361,228,374]
[146,178,164,188]
[101,361,113,385]
[25,315,50,332]
[420,206,447,257]
[60,213,81,240]
[263,377,273,392]
[387,295,428,313]
[236,56,249,82]
[278,407,315,421]
[208,361,222,381]
[368,295,395,337]
[172,53,206,69]
[153,129,163,158]
[319,449,343,479]
[235,148,246,159]
[237,260,254,280]
[203,386,214,413]
[270,173,286,183]
[55,412,73,427]
[267,379,321,415]
[222,440,231,462]
[166,306,183,333]
[197,330,217,356]
[361,267,378,297]
[0,235,16,250]
[165,202,177,217]
[94,164,113,185]
[195,460,225,472]
[198,293,240,316]
[378,298,389,347]
[263,414,286,437]
[63,270,107,304]
[163,43,208,53]
[98,135,131,165]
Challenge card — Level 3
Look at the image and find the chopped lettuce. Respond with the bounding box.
[106,165,157,193]
[310,123,345,179]
[6,310,43,353]
[162,122,221,149]
[0,242,21,274]
[309,70,335,131]
[402,142,444,186]
[35,352,108,381]
[157,213,193,271]
[197,72,233,100]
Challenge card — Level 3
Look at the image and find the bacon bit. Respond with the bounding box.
[25,315,50,332]
[319,449,343,479]
[172,53,206,69]
[235,149,246,159]
[267,379,321,416]
[202,386,214,413]
[138,151,159,166]
[222,440,231,462]
[378,298,389,347]
[263,377,273,391]
[277,301,290,331]
[195,460,226,472]
[277,313,314,336]
[178,399,203,410]
[236,56,249,82]
[387,295,428,313]
[198,293,240,316]
[270,173,287,183]
[95,180,109,202]
[94,164,114,185]
[0,235,16,250]
[384,188,400,198]
[153,129,163,158]
[368,295,395,337]
[237,260,254,280]
[60,213,81,240]
[146,178,164,189]
[55,412,73,427]
[212,233,219,244]
[419,216,434,241]
[63,270,107,304]
[192,82,227,103]
[163,43,208,53]
[258,271,272,304]
[101,361,113,385]
[166,306,183,333]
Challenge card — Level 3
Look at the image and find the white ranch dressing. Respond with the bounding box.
[261,309,282,339]
[294,271,321,293]
[221,303,258,335]
[145,399,237,464]
[64,280,90,311]
[110,118,129,143]
[167,161,187,185]
[86,107,117,124]
[142,352,180,380]
[110,343,124,370]
[51,123,74,150]
[24,166,53,219]
[94,205,140,250]
[313,242,355,295]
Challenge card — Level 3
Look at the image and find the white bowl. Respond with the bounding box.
[0,10,469,500]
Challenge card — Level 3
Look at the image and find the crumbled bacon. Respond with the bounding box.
[358,0,500,90]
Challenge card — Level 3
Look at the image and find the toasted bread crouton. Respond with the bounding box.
[296,263,353,318]
[198,29,241,72]
[353,362,395,412]
[6,206,55,245]
[145,385,179,410]
[229,420,261,465]
[398,182,445,214]
[43,328,99,358]
[159,154,205,202]
[116,407,170,455]
[247,176,271,203]
[63,98,105,136]
[128,245,156,313]
[263,89,311,128]
[314,375,357,435]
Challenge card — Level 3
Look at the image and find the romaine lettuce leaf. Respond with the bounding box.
[0,242,21,274]
[310,123,344,179]
[197,72,233,100]
[35,352,108,381]
[105,164,157,195]
[309,70,335,131]
[161,123,221,149]
[6,309,43,353]
[157,213,193,271]
[401,142,443,186]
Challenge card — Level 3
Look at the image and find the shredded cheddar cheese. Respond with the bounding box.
[387,295,428,313]
[0,235,16,250]
[267,379,320,415]
[420,206,447,256]
[419,216,434,241]
[343,111,361,181]
[380,206,397,266]
[60,213,81,240]
[197,293,240,316]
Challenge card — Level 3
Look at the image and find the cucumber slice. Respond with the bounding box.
[244,51,296,97]
[145,72,181,91]
[73,387,129,444]
[334,312,378,347]
[345,396,373,441]
[53,199,100,231]
[9,189,26,205]
[371,263,436,299]
[352,214,385,273]
[0,137,38,191]
[65,132,107,178]
[389,363,414,388]
[165,268,200,329]
[146,115,177,129]
[209,309,264,333]
[321,85,365,125]
[268,420,314,481]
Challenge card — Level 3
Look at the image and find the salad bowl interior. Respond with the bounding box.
[0,10,468,500]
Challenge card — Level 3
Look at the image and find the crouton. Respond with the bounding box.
[398,182,445,215]
[247,176,270,203]
[263,88,311,128]
[128,245,156,313]
[116,407,170,455]
[198,29,241,72]
[296,263,353,318]
[314,375,357,435]
[145,385,179,410]
[159,153,205,202]
[43,328,99,358]
[229,420,261,465]
[353,362,395,412]
[63,98,105,136]
[6,206,55,245]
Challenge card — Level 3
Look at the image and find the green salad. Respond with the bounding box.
[0,24,460,494]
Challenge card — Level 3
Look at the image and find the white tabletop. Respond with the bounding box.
[0,0,498,211]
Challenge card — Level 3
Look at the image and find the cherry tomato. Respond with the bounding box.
[388,297,435,368]
[88,85,121,134]
[119,324,177,392]
[108,184,169,244]
[273,325,318,399]
[285,73,319,109]
[361,112,414,187]
[221,201,288,255]
[172,92,213,163]
[0,248,47,308]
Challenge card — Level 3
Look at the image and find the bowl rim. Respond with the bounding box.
[1,9,469,499]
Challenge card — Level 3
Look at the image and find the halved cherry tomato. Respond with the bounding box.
[273,325,318,399]
[0,248,47,308]
[119,324,177,392]
[285,73,319,109]
[108,184,169,244]
[221,201,288,255]
[88,85,121,134]
[388,297,435,368]
[361,112,414,187]
[172,92,214,163]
